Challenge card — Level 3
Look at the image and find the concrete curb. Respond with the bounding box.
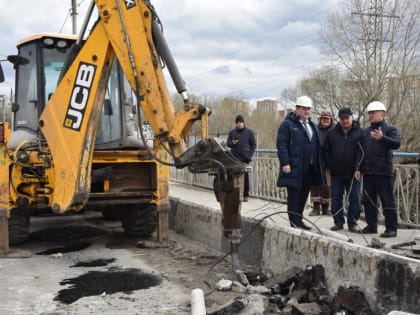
[169,196,420,314]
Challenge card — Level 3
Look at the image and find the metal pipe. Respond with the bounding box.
[76,0,95,45]
[152,19,188,103]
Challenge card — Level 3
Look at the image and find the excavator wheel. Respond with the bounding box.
[9,208,31,245]
[120,204,157,237]
[101,206,120,221]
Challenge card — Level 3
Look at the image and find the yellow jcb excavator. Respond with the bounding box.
[0,0,245,269]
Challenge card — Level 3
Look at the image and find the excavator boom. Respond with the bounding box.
[1,0,246,269]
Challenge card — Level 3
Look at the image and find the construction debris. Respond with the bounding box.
[207,297,246,315]
[215,279,233,291]
[207,264,375,314]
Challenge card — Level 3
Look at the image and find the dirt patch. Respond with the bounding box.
[54,268,162,304]
[70,258,117,268]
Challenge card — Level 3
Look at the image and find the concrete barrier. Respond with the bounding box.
[169,196,420,314]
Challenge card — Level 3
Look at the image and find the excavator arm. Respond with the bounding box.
[39,0,226,212]
[34,0,245,268]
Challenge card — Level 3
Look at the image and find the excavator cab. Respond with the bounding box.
[9,33,150,150]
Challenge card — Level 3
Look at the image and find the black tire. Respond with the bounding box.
[101,206,120,221]
[120,204,157,237]
[9,208,31,245]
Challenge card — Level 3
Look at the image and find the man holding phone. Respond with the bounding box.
[358,101,401,237]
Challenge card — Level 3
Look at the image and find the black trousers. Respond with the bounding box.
[287,167,315,225]
[243,172,249,197]
[363,174,398,231]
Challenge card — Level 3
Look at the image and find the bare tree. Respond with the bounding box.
[248,108,281,149]
[294,0,420,151]
[320,0,420,119]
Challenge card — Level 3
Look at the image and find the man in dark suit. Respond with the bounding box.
[276,96,326,230]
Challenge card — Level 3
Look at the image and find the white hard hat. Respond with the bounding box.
[366,101,386,112]
[296,96,313,108]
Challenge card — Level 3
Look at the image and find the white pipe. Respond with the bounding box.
[191,288,206,315]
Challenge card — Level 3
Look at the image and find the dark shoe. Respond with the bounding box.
[330,224,343,231]
[299,222,311,230]
[348,225,361,233]
[361,225,377,234]
[291,222,312,230]
[308,209,320,216]
[243,196,249,202]
[380,230,397,238]
[321,204,330,215]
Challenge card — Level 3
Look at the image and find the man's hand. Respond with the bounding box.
[370,127,383,140]
[232,139,239,144]
[354,171,362,181]
[282,165,291,174]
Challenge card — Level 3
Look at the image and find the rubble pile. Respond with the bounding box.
[210,264,375,315]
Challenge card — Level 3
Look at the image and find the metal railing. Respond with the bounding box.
[170,150,419,225]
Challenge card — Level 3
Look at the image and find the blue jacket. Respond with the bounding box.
[360,120,400,176]
[227,126,256,163]
[276,112,326,189]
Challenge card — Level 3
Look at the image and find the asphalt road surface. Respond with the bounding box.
[0,211,242,315]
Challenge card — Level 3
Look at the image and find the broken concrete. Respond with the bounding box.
[169,194,420,314]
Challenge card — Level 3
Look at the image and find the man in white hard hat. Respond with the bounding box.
[276,96,326,230]
[356,101,401,237]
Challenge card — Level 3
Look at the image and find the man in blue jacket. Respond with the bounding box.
[276,96,326,230]
[358,101,401,237]
[227,115,256,202]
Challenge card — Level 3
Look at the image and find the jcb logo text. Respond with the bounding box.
[64,62,96,131]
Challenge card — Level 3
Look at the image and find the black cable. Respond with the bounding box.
[204,210,324,278]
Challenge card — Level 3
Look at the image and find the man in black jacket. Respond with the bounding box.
[323,108,363,232]
[227,115,256,202]
[277,96,326,230]
[358,101,401,238]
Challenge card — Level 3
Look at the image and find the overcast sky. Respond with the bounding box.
[0,0,341,101]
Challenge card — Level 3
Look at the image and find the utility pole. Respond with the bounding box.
[351,0,399,99]
[71,0,78,35]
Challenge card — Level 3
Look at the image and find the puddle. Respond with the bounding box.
[54,268,162,304]
[71,258,116,268]
[36,241,91,255]
[30,225,106,242]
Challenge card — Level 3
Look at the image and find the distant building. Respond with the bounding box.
[256,99,278,113]
[278,108,294,119]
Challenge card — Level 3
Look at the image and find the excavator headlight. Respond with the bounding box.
[57,40,68,48]
[43,38,55,46]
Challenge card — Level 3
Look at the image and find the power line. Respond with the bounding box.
[58,9,72,34]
